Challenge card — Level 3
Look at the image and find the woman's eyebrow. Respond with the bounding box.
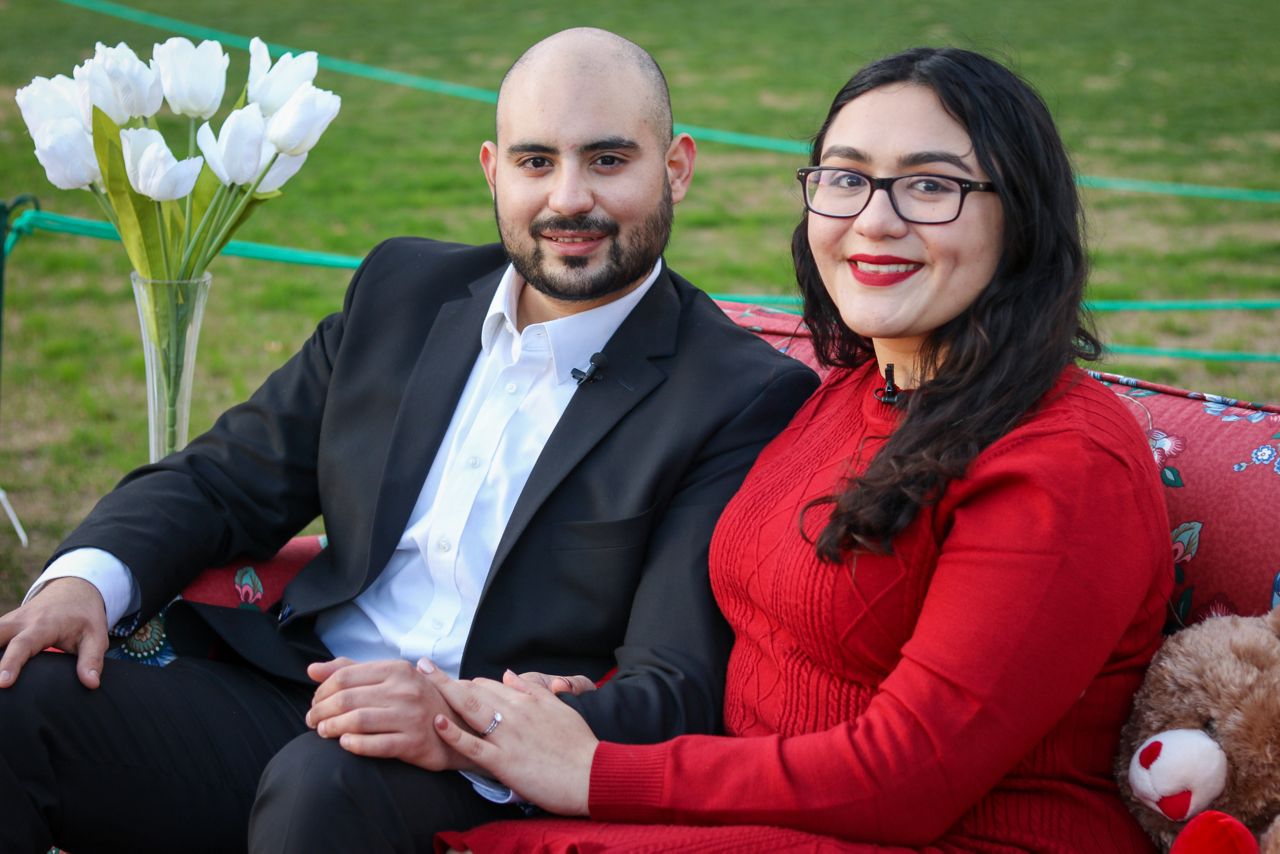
[898,150,975,175]
[819,146,976,176]
[819,145,867,163]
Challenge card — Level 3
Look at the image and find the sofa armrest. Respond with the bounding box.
[179,534,326,611]
[1087,371,1280,625]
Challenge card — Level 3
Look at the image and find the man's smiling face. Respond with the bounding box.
[480,42,692,309]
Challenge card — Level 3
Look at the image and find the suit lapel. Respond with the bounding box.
[362,271,501,585]
[484,272,681,595]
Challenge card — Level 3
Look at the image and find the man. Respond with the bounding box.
[0,27,816,853]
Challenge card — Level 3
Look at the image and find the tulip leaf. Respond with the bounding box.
[161,198,184,238]
[179,166,220,273]
[190,164,221,228]
[162,199,190,268]
[205,193,274,261]
[92,107,164,279]
[175,165,232,278]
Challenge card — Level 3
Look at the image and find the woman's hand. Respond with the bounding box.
[420,661,598,817]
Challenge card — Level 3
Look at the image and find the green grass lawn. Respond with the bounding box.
[1,0,1277,602]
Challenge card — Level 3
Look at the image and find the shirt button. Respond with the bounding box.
[436,538,452,553]
[429,618,444,631]
[505,382,518,394]
[466,456,482,469]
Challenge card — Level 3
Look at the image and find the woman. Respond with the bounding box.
[427,47,1171,852]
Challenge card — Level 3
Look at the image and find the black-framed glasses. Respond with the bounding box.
[797,167,997,225]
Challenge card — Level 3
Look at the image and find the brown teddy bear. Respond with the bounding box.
[1117,607,1280,853]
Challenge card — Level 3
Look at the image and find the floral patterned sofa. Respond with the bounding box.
[110,299,1280,667]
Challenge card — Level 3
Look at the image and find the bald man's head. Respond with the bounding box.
[478,28,696,314]
[497,28,673,144]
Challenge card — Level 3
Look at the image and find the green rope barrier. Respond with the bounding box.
[1075,175,1280,204]
[0,197,37,546]
[1106,344,1280,364]
[714,293,802,309]
[1091,298,1280,312]
[673,124,808,156]
[52,0,500,105]
[51,0,1280,205]
[1,195,41,416]
[8,210,1277,363]
[5,210,362,269]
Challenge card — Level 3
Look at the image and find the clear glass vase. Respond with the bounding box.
[130,272,212,463]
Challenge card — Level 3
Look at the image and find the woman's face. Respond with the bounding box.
[807,83,1004,377]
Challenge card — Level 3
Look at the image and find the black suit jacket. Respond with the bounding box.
[55,238,818,744]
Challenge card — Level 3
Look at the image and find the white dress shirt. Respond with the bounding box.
[32,260,660,679]
[314,262,656,675]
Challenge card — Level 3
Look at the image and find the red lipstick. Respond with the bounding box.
[848,254,923,287]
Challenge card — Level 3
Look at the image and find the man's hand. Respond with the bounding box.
[306,657,475,771]
[0,577,109,689]
[515,671,598,697]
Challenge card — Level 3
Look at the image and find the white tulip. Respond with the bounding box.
[152,37,228,119]
[16,75,87,142]
[74,42,164,126]
[197,103,266,186]
[266,83,340,156]
[247,36,318,117]
[32,117,101,190]
[120,127,203,201]
[256,141,307,192]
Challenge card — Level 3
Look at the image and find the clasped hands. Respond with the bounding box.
[306,657,600,815]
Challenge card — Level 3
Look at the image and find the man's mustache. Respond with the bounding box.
[530,215,620,238]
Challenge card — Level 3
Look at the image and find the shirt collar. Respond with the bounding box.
[480,260,663,383]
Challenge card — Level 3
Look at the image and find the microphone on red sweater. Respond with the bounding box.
[873,363,901,405]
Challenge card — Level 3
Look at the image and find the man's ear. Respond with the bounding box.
[479,141,499,199]
[665,133,696,204]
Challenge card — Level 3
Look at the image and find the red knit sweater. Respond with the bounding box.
[439,363,1171,853]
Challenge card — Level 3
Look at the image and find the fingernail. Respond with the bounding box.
[416,657,435,674]
[504,668,516,678]
[317,722,327,737]
[88,669,99,680]
[0,671,10,686]
[434,714,448,730]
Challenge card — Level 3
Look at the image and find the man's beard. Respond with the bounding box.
[498,185,673,303]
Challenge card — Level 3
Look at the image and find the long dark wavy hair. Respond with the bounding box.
[795,47,1101,561]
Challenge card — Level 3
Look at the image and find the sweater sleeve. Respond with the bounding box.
[588,422,1169,846]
